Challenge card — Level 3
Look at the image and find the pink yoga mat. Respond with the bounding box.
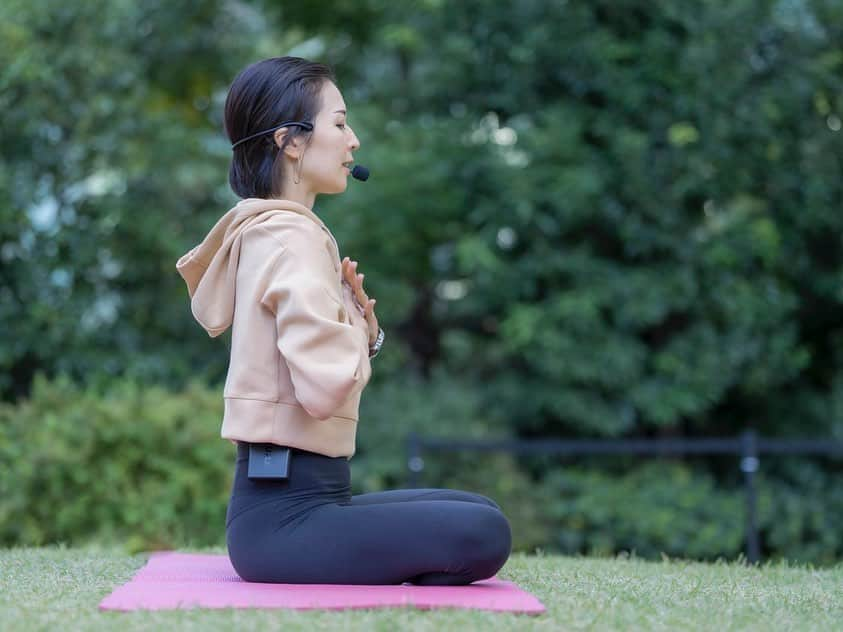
[98,551,545,615]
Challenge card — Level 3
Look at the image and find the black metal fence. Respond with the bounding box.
[404,430,843,563]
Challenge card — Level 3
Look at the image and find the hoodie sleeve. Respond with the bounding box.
[258,233,372,421]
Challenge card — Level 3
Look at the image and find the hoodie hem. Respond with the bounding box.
[226,395,358,422]
[221,396,357,458]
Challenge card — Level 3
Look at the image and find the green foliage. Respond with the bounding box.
[319,0,843,438]
[540,460,843,565]
[545,462,744,559]
[1,372,545,552]
[0,372,232,552]
[5,1,841,436]
[2,373,841,562]
[759,459,843,564]
[0,0,277,397]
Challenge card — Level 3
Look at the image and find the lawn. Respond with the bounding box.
[1,545,840,631]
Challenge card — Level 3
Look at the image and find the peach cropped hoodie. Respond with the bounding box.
[176,198,373,458]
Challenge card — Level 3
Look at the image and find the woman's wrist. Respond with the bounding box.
[368,327,384,358]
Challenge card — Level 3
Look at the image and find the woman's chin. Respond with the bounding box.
[315,176,348,195]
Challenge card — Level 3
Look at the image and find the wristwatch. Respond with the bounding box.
[369,327,385,358]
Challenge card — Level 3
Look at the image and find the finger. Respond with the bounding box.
[366,300,378,339]
[344,263,357,287]
[354,274,368,300]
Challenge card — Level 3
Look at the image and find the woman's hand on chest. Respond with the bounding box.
[341,256,379,346]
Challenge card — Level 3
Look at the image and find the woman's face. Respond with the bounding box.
[296,81,360,195]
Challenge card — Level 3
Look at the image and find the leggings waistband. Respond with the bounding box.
[232,441,351,496]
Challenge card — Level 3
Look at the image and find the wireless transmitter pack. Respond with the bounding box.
[248,443,291,480]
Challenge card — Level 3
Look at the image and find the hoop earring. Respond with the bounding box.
[293,151,304,185]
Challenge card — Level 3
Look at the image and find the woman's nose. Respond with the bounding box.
[348,126,360,151]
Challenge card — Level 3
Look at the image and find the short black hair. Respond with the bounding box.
[224,56,336,199]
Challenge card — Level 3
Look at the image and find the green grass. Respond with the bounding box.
[1,545,841,631]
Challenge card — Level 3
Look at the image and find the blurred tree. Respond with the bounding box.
[314,0,843,442]
[3,0,842,440]
[1,0,287,398]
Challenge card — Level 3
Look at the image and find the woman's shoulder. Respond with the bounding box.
[248,212,324,249]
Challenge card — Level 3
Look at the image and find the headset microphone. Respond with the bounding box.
[351,165,370,181]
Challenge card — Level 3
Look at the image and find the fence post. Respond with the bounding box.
[740,430,761,563]
[406,432,424,488]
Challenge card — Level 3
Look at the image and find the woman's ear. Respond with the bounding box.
[274,127,300,158]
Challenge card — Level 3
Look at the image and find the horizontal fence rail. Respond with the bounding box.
[404,430,843,563]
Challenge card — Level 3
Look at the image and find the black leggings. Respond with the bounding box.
[225,441,512,585]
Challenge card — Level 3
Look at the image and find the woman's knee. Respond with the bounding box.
[450,490,502,511]
[453,506,512,579]
[481,508,512,572]
[475,493,502,511]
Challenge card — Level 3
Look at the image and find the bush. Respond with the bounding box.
[2,372,840,563]
[541,460,843,565]
[758,459,843,565]
[0,372,232,553]
[0,371,543,552]
[543,462,745,560]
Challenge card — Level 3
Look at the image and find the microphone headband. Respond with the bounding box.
[231,120,314,150]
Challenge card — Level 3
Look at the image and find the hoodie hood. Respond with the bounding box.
[176,198,330,337]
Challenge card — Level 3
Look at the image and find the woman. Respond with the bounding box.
[176,56,511,585]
